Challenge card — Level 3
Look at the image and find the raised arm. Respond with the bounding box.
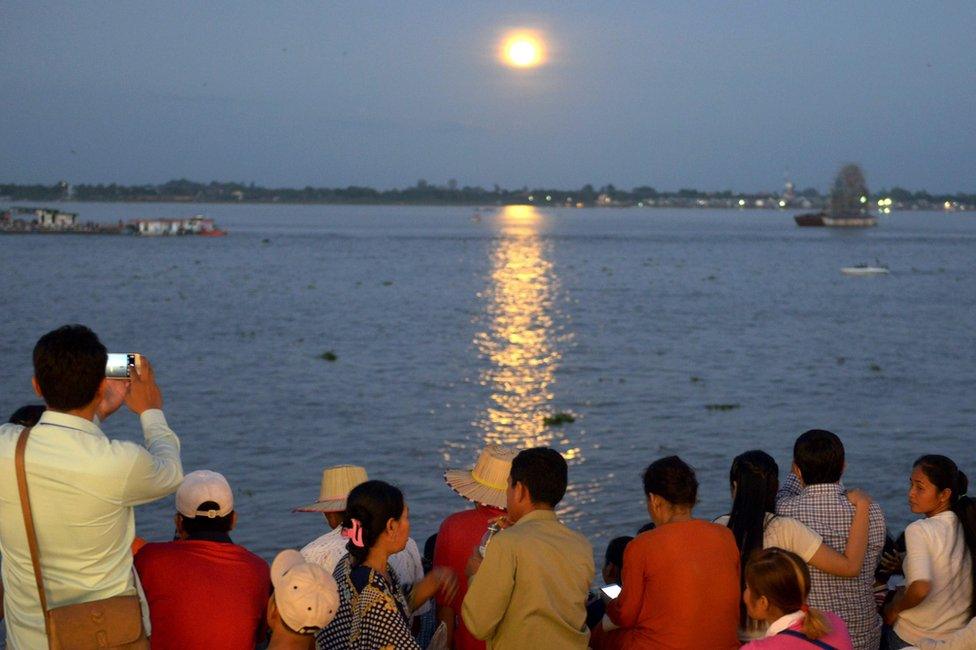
[775,465,803,512]
[807,488,871,577]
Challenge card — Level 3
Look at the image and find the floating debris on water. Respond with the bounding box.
[690,376,702,383]
[543,412,576,426]
[869,363,882,372]
[382,280,394,286]
[705,403,741,411]
[319,351,338,362]
[262,238,271,244]
[836,356,846,365]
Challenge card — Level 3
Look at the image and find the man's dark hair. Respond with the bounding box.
[180,501,234,535]
[32,325,107,411]
[509,447,568,507]
[8,404,46,427]
[793,429,845,485]
[642,455,698,506]
[604,536,633,569]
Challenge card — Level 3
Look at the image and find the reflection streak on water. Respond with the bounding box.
[474,206,578,460]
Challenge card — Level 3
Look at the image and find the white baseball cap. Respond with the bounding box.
[176,470,234,518]
[271,550,340,632]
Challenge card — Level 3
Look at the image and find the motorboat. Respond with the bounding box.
[841,264,889,276]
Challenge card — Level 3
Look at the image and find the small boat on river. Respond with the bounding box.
[841,264,889,276]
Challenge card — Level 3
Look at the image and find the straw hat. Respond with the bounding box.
[444,446,516,509]
[293,465,368,513]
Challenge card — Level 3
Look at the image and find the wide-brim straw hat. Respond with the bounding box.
[444,445,516,509]
[293,465,368,513]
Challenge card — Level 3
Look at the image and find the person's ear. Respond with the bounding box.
[939,488,953,507]
[792,462,804,486]
[515,481,529,505]
[31,376,43,399]
[174,514,187,539]
[229,511,238,531]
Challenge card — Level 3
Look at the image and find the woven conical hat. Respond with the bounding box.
[444,445,516,509]
[293,465,368,513]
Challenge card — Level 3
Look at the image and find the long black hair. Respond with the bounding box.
[913,455,976,617]
[342,480,405,565]
[726,450,780,625]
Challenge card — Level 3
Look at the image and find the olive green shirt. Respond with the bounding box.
[461,509,594,649]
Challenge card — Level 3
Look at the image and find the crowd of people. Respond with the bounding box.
[0,324,973,650]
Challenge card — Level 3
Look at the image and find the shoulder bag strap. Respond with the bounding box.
[15,427,54,628]
[777,628,838,650]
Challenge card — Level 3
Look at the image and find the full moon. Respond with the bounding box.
[500,32,546,68]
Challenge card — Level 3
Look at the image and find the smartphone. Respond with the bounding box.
[106,353,137,378]
[600,584,621,599]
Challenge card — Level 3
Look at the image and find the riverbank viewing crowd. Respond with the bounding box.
[0,325,973,650]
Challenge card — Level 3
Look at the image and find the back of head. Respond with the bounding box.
[793,429,844,485]
[642,455,697,507]
[913,454,976,617]
[8,404,46,427]
[727,450,779,623]
[176,470,236,536]
[33,324,107,411]
[745,547,830,640]
[342,480,404,564]
[605,536,633,570]
[509,447,568,507]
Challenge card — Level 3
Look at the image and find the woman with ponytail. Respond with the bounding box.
[716,450,873,640]
[741,548,854,649]
[883,455,975,649]
[317,481,457,650]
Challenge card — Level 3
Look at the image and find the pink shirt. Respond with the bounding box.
[742,611,853,650]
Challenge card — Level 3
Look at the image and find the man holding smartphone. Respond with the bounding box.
[0,324,184,648]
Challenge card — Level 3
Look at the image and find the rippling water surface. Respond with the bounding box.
[1,203,973,561]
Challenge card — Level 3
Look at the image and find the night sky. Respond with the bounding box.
[2,2,974,192]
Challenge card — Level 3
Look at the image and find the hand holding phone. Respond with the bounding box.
[600,584,621,601]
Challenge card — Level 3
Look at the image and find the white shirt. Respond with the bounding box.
[912,617,976,650]
[301,529,431,616]
[0,410,182,649]
[714,512,823,562]
[896,511,973,644]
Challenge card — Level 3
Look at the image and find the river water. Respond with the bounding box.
[1,203,973,561]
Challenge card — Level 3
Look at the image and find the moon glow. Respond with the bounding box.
[500,32,546,69]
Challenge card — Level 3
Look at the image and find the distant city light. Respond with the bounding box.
[738,199,746,207]
[545,195,552,202]
[778,200,786,208]
[859,196,867,204]
[528,195,534,202]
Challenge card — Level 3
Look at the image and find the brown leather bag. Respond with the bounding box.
[16,427,149,649]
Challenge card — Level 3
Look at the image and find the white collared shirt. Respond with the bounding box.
[0,409,182,648]
[766,610,806,637]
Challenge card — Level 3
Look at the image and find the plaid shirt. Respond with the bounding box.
[776,473,886,650]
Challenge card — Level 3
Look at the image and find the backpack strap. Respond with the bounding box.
[15,427,55,640]
[777,628,838,650]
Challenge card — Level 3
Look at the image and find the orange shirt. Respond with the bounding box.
[605,519,740,650]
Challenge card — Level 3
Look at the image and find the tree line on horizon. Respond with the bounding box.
[1,179,973,206]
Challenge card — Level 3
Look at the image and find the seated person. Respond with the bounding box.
[134,470,270,650]
[716,450,873,640]
[883,455,976,648]
[586,536,633,629]
[267,550,339,650]
[597,455,740,649]
[740,547,853,649]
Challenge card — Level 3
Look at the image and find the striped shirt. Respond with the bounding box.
[776,473,886,650]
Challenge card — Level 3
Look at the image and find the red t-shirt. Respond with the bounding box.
[134,539,270,650]
[433,505,505,650]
